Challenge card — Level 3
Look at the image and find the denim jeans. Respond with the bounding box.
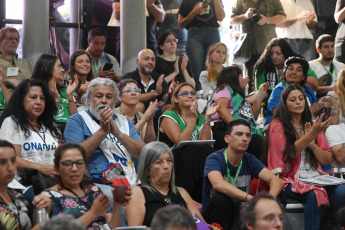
[285,183,345,230]
[186,26,220,91]
[286,39,316,61]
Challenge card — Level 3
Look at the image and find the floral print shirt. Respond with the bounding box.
[0,189,31,230]
[42,184,110,230]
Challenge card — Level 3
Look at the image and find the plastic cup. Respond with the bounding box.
[114,185,127,203]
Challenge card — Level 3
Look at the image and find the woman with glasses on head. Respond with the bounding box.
[154,31,195,88]
[115,79,157,143]
[158,83,219,148]
[208,66,268,156]
[41,143,130,229]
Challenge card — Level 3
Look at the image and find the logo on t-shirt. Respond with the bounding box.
[237,100,256,123]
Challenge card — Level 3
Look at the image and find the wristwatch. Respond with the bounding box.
[266,17,270,24]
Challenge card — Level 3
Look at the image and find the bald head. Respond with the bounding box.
[136,49,156,75]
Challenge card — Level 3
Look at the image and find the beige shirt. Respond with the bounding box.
[0,52,33,81]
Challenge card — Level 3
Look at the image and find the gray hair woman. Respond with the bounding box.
[125,142,217,229]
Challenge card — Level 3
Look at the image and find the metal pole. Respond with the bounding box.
[23,0,49,65]
[70,0,79,53]
[121,0,146,74]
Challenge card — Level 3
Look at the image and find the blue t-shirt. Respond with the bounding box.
[64,110,141,178]
[266,82,317,125]
[202,149,265,211]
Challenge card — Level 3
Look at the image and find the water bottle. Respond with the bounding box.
[33,207,49,225]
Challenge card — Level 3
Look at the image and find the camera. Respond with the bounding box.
[251,9,262,23]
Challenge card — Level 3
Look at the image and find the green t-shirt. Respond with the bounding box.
[0,89,5,109]
[55,87,69,123]
[160,110,205,142]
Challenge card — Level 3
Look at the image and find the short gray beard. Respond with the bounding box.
[89,103,115,121]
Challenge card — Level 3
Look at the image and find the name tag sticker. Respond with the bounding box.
[7,67,19,77]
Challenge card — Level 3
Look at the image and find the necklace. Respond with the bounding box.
[293,125,302,133]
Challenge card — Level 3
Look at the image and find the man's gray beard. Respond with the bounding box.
[89,103,116,121]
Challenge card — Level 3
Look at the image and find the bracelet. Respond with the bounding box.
[68,100,74,103]
[245,193,249,201]
[205,118,212,122]
[257,94,265,99]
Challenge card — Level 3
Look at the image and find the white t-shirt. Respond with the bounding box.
[325,123,345,167]
[309,59,345,96]
[299,150,320,179]
[276,0,317,39]
[0,117,59,165]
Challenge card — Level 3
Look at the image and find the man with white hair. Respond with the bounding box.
[64,78,145,200]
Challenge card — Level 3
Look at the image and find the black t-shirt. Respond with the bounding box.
[139,185,187,227]
[122,68,169,108]
[154,56,194,86]
[178,0,221,29]
[335,0,345,42]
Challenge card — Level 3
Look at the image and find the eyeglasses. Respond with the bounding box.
[165,38,178,44]
[176,90,197,97]
[60,160,86,170]
[258,215,285,225]
[122,87,141,94]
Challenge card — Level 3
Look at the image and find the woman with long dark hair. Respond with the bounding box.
[154,31,195,87]
[265,84,345,230]
[208,65,268,156]
[0,79,62,201]
[254,38,319,94]
[69,50,95,106]
[31,53,78,132]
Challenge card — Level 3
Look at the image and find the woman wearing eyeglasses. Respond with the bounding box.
[115,79,157,143]
[41,143,130,229]
[154,32,195,88]
[158,83,219,148]
[208,66,268,157]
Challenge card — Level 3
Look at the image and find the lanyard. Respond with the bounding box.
[223,149,242,185]
[318,59,337,83]
[94,62,99,73]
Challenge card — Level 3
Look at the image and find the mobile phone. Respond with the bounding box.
[202,0,211,6]
[320,107,331,122]
[102,63,113,71]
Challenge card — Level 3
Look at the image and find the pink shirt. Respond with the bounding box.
[209,86,233,122]
[268,120,331,207]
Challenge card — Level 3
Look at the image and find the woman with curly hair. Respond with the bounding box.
[199,42,228,97]
[0,79,62,201]
[254,38,319,96]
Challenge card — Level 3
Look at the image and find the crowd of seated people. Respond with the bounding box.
[1,1,345,228]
